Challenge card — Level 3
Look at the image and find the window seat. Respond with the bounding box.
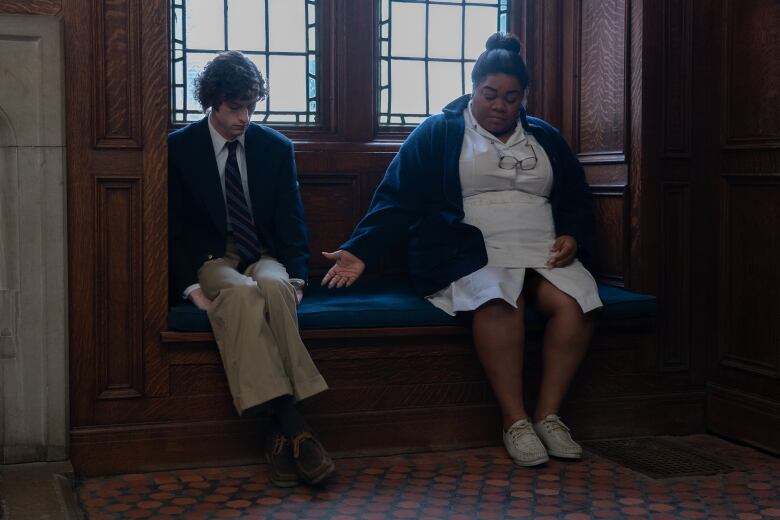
[165,275,656,337]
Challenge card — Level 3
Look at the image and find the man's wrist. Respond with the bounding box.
[289,278,306,290]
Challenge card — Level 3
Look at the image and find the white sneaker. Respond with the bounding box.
[533,414,582,459]
[503,418,549,466]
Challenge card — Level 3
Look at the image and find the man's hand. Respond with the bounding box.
[546,235,578,268]
[321,250,366,288]
[189,287,213,310]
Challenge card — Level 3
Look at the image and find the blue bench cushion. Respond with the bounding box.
[168,276,656,332]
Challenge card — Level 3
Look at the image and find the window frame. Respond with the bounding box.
[168,0,528,145]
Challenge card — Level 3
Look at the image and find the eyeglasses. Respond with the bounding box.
[492,140,538,171]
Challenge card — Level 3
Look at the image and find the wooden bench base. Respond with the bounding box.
[71,318,706,476]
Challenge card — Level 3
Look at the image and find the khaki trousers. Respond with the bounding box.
[198,242,328,414]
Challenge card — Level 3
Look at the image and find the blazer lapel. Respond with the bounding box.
[188,118,227,234]
[243,124,269,222]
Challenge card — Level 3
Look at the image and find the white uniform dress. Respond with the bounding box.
[426,103,603,316]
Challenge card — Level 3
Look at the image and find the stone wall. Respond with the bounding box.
[0,14,67,463]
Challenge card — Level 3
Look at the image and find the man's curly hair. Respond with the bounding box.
[194,50,266,111]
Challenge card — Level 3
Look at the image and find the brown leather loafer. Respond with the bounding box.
[291,431,335,485]
[264,429,300,488]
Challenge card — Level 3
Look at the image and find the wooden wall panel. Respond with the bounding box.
[659,183,690,372]
[299,174,362,275]
[591,190,625,283]
[661,0,692,157]
[722,0,780,149]
[576,0,627,162]
[92,0,142,148]
[524,0,563,128]
[140,0,170,398]
[95,178,143,399]
[0,0,61,15]
[719,178,780,377]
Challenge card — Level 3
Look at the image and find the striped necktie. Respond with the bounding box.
[225,140,262,266]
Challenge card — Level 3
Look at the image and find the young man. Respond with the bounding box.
[168,50,333,486]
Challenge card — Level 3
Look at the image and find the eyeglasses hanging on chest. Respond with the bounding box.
[491,139,538,172]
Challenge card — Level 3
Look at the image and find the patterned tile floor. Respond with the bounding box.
[78,435,780,519]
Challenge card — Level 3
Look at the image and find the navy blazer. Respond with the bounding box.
[168,117,309,299]
[341,95,595,297]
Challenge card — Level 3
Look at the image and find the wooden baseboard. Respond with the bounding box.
[707,384,780,455]
[71,390,704,476]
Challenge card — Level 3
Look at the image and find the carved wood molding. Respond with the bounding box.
[718,176,780,378]
[573,0,628,159]
[591,186,627,286]
[95,178,144,399]
[659,182,690,372]
[92,0,143,149]
[661,0,693,158]
[0,0,61,15]
[721,0,780,150]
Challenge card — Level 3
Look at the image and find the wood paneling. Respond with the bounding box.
[0,0,61,15]
[524,0,564,128]
[661,0,692,157]
[707,384,780,455]
[95,178,143,399]
[92,0,143,148]
[575,0,627,162]
[591,190,625,284]
[719,178,780,377]
[659,183,690,372]
[722,0,780,149]
[298,174,362,274]
[140,0,171,399]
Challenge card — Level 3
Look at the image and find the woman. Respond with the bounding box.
[323,33,602,467]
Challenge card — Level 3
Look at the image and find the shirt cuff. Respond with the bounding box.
[289,278,306,289]
[183,283,201,300]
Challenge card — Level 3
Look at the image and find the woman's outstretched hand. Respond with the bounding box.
[546,235,578,268]
[321,250,366,288]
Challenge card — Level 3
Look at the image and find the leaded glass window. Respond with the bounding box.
[171,0,318,125]
[379,0,509,126]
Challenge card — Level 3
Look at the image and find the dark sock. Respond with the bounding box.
[269,395,309,438]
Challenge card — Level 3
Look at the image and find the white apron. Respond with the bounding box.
[426,103,603,316]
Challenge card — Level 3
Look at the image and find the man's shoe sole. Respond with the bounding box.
[301,460,335,485]
[269,475,300,488]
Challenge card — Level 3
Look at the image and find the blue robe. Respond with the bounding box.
[341,94,595,297]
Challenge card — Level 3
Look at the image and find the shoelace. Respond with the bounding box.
[508,422,533,444]
[291,431,315,459]
[543,416,570,435]
[272,434,287,456]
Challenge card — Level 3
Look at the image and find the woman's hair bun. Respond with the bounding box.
[485,32,521,53]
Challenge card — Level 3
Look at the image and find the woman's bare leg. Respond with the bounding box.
[471,297,528,429]
[525,273,596,422]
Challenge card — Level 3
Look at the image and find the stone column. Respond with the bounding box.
[0,15,68,463]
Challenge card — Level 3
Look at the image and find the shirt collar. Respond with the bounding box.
[466,100,526,146]
[207,113,246,155]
